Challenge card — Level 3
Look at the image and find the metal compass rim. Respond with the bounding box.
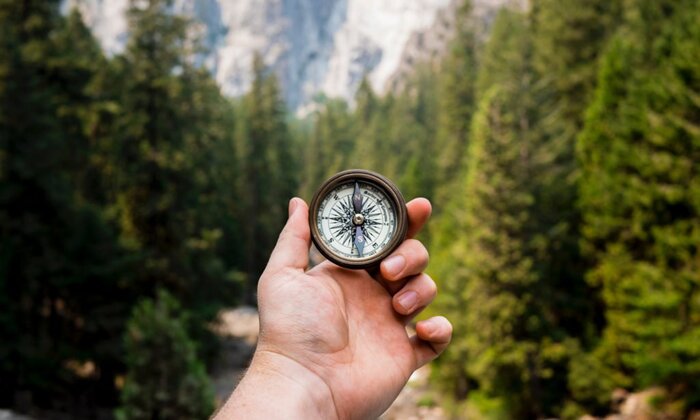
[309,169,408,270]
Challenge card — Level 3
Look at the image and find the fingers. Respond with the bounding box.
[406,198,432,239]
[410,316,452,369]
[264,198,311,274]
[376,199,430,294]
[392,273,437,317]
[380,239,429,281]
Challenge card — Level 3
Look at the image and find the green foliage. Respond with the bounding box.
[299,99,353,199]
[431,2,623,416]
[236,54,298,287]
[432,11,572,418]
[117,290,214,420]
[101,0,244,362]
[0,0,243,413]
[348,78,390,174]
[531,0,622,126]
[566,339,630,411]
[111,0,221,292]
[577,0,700,407]
[433,1,477,206]
[0,0,134,408]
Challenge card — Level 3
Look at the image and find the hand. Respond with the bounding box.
[216,197,452,419]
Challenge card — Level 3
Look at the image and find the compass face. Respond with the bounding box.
[316,181,397,260]
[309,169,408,269]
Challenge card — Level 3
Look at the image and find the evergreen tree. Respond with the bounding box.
[300,99,353,200]
[528,3,624,341]
[110,0,194,290]
[433,0,477,206]
[117,290,214,420]
[349,77,385,172]
[237,54,297,291]
[432,10,583,417]
[398,66,440,203]
[576,0,700,409]
[376,67,440,205]
[531,0,622,127]
[173,65,245,356]
[109,0,237,310]
[0,1,133,409]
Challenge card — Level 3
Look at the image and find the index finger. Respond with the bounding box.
[406,198,432,239]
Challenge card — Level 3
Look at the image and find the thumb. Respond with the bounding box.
[264,197,311,273]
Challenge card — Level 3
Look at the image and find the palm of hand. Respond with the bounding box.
[258,262,416,419]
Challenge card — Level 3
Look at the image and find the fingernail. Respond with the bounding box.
[288,198,298,217]
[383,255,405,277]
[396,290,418,312]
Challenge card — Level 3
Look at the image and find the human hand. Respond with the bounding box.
[216,197,452,419]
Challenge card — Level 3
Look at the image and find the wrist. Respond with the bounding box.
[216,348,338,419]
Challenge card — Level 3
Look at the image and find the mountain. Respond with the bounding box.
[387,0,524,92]
[62,0,513,112]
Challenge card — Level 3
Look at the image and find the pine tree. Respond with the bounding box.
[576,0,700,409]
[102,0,241,364]
[433,0,477,206]
[349,77,385,172]
[373,67,440,205]
[117,290,214,420]
[300,99,353,200]
[113,0,230,290]
[237,54,298,291]
[400,66,439,202]
[432,10,583,417]
[531,0,622,127]
[110,0,193,289]
[528,1,623,317]
[0,1,133,408]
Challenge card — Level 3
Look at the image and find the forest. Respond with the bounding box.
[1,0,699,418]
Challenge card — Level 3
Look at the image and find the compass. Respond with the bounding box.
[309,169,408,269]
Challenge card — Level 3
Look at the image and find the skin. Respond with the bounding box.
[216,197,453,419]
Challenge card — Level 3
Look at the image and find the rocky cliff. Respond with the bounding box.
[62,0,513,112]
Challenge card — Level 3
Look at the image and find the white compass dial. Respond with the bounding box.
[316,181,397,260]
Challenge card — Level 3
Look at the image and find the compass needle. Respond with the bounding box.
[353,182,363,213]
[354,226,365,257]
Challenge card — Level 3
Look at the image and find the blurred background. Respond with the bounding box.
[1,0,699,418]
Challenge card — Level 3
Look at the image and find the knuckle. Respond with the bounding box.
[404,239,429,263]
[278,226,305,245]
[404,238,422,249]
[278,226,294,242]
[423,275,438,298]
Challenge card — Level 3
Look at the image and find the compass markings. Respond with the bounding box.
[318,182,396,259]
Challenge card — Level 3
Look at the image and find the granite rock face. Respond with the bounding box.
[62,0,511,111]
